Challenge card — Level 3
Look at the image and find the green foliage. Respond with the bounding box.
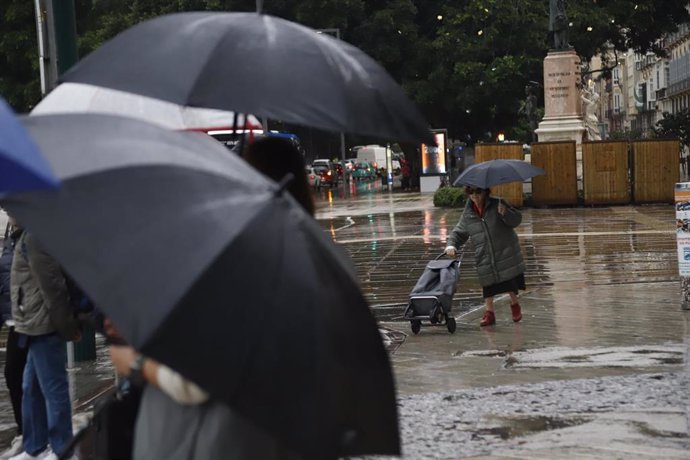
[653,109,690,147]
[0,0,41,110]
[609,128,646,141]
[2,0,689,137]
[433,186,465,208]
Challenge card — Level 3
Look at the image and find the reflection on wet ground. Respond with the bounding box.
[323,205,677,321]
[317,202,686,396]
[1,192,686,454]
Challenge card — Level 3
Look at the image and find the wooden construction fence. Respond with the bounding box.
[530,141,577,206]
[631,139,679,203]
[474,143,523,206]
[582,141,630,205]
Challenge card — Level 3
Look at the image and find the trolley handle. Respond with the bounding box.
[436,247,464,262]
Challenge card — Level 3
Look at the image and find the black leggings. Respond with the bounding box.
[4,326,28,435]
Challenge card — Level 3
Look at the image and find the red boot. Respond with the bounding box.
[511,303,522,323]
[480,310,496,327]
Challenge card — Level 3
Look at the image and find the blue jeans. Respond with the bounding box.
[22,334,73,456]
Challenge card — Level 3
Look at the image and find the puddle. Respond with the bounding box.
[476,415,592,439]
[462,345,685,369]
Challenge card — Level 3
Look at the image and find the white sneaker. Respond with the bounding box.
[7,448,51,460]
[43,452,77,460]
[0,436,23,459]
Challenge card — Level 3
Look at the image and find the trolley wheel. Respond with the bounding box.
[410,320,421,335]
[446,316,457,334]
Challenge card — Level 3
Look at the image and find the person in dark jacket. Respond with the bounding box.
[9,227,80,460]
[444,187,525,327]
[0,217,28,459]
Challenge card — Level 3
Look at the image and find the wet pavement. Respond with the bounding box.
[1,180,689,457]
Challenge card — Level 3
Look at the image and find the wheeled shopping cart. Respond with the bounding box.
[403,252,462,334]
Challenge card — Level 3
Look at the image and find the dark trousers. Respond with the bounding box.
[4,326,28,435]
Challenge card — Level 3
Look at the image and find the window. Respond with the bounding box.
[656,70,660,89]
[614,94,621,112]
[613,68,620,85]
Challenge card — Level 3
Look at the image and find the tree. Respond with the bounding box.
[654,109,690,148]
[3,0,690,144]
[0,0,41,110]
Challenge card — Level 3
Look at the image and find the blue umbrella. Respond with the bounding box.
[0,98,59,194]
[453,159,545,188]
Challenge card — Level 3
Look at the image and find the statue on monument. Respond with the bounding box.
[549,0,570,50]
[522,83,539,142]
[581,84,602,141]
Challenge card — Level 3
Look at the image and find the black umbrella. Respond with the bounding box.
[1,114,399,459]
[61,12,433,145]
[453,159,545,188]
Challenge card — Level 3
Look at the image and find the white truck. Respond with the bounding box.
[355,145,400,173]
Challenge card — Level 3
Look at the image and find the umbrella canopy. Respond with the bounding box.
[0,98,59,195]
[453,159,545,188]
[31,83,262,131]
[1,113,399,459]
[60,12,433,145]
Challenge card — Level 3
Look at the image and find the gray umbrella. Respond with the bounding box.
[60,12,433,145]
[453,159,545,188]
[1,113,399,459]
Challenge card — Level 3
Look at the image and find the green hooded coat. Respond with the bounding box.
[447,197,525,287]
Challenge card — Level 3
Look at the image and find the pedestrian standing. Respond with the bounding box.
[444,187,526,327]
[0,217,28,459]
[9,227,80,460]
[401,159,411,191]
[680,153,686,176]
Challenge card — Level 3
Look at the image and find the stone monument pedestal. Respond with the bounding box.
[535,49,586,187]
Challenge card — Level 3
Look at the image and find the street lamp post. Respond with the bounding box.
[317,28,348,192]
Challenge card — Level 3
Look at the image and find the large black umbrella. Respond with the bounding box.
[1,114,399,459]
[453,159,545,188]
[60,11,433,145]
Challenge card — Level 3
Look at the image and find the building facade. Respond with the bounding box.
[592,23,690,139]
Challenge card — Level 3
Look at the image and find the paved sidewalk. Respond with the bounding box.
[2,195,689,458]
[329,199,690,459]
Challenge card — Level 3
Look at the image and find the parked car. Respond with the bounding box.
[305,166,322,189]
[352,161,376,180]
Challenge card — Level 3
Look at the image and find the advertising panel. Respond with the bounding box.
[675,182,690,309]
[421,130,448,175]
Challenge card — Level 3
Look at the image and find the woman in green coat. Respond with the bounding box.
[444,186,525,326]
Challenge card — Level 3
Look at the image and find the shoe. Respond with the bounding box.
[44,452,77,460]
[480,310,496,327]
[1,436,23,459]
[8,448,51,460]
[511,303,522,323]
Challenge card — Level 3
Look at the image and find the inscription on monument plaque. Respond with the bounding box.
[542,50,582,119]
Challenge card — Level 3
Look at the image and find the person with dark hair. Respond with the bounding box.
[444,187,525,327]
[243,137,315,216]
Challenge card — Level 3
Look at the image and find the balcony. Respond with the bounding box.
[668,76,690,97]
[606,109,626,119]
